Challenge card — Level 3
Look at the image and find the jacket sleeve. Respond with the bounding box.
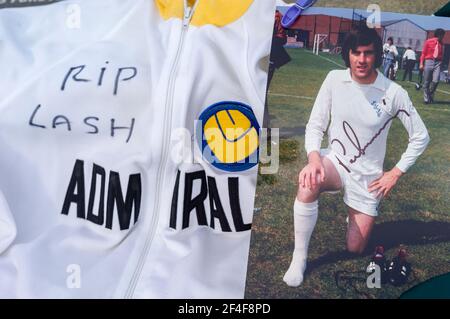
[420,40,430,65]
[305,71,333,155]
[392,87,430,173]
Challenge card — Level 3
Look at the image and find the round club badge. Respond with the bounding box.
[197,101,260,172]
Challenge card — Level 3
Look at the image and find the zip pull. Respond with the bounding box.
[183,0,199,28]
[183,6,192,27]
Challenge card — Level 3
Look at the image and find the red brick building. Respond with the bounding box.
[278,6,450,66]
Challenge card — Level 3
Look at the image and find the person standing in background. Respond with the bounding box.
[402,47,416,82]
[420,28,445,104]
[383,37,398,78]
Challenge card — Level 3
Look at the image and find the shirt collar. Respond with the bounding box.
[342,68,387,91]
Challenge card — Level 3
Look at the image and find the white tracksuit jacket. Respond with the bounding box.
[0,0,275,298]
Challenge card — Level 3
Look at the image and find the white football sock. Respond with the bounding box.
[283,199,318,287]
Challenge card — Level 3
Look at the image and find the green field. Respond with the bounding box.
[285,0,448,15]
[245,49,450,299]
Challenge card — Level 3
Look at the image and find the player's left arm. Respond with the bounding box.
[369,88,430,197]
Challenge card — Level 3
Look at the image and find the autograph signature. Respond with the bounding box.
[331,109,410,172]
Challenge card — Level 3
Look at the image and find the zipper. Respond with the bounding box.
[124,0,199,298]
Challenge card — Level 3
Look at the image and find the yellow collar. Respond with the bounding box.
[155,0,254,27]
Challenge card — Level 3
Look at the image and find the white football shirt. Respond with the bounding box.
[0,0,275,298]
[305,69,430,176]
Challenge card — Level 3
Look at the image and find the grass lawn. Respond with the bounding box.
[245,48,450,299]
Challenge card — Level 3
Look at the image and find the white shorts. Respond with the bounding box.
[321,149,383,217]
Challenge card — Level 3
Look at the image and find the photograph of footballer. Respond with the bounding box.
[283,25,430,287]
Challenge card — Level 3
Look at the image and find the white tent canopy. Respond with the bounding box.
[383,19,428,50]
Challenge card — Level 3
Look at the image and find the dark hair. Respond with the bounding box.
[387,37,394,42]
[435,28,445,38]
[341,25,383,68]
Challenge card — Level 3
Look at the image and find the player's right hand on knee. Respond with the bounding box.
[299,153,325,190]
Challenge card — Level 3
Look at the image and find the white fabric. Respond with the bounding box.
[0,0,275,298]
[283,199,318,287]
[305,69,430,176]
[0,191,16,255]
[433,42,440,59]
[403,49,416,61]
[321,149,380,216]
